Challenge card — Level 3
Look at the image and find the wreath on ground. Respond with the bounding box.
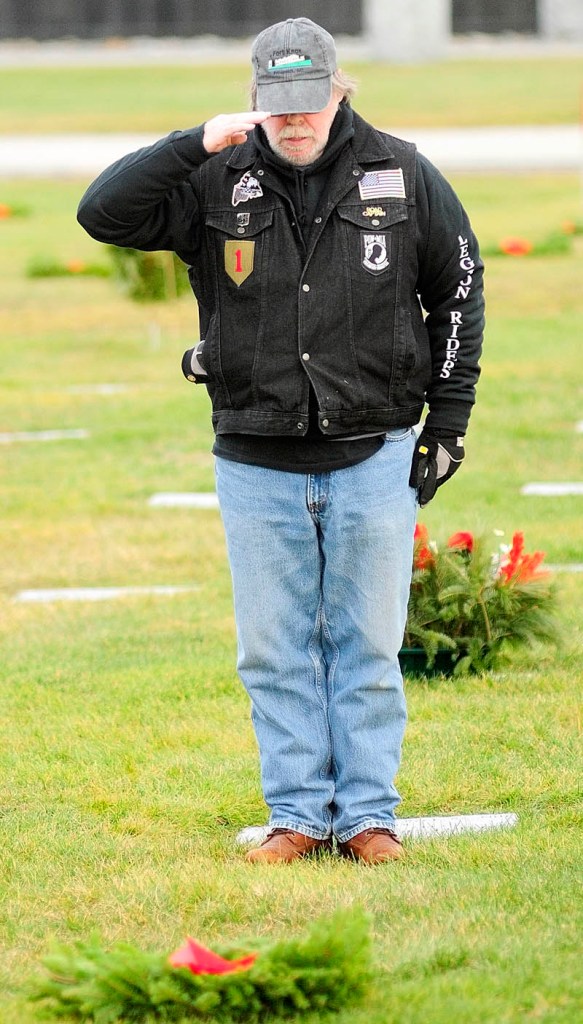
[28,907,371,1022]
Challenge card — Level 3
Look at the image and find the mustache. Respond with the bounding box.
[277,126,316,141]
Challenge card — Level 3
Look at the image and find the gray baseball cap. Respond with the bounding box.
[251,18,337,115]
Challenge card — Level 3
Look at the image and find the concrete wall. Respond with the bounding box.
[2,0,582,47]
[0,0,361,41]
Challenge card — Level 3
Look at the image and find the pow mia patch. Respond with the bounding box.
[361,233,390,275]
[232,171,263,207]
[224,240,255,286]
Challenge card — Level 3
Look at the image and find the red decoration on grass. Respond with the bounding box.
[168,937,257,975]
[499,237,533,256]
[498,531,550,585]
[447,530,475,553]
[0,203,13,219]
[414,523,435,569]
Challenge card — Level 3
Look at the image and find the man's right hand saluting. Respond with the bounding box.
[203,112,271,154]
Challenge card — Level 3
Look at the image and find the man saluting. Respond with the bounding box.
[78,18,484,864]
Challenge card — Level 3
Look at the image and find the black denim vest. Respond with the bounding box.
[189,114,428,438]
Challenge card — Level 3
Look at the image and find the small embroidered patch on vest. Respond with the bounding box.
[224,240,255,286]
[361,233,390,275]
[358,169,406,200]
[232,172,263,207]
[362,206,386,218]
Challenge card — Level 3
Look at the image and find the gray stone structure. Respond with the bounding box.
[363,0,583,61]
[538,0,583,38]
[363,0,449,61]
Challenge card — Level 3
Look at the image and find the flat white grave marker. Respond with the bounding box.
[521,483,583,497]
[236,812,518,847]
[0,429,89,443]
[66,384,129,395]
[547,564,583,573]
[14,585,198,603]
[149,492,219,508]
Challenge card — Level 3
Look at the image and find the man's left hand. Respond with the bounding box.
[409,430,465,507]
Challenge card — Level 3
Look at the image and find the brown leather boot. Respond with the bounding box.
[245,828,330,864]
[339,827,404,863]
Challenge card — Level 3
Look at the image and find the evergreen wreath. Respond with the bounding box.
[28,907,372,1022]
[403,527,559,673]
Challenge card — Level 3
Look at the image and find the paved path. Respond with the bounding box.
[1,124,580,176]
[1,36,583,66]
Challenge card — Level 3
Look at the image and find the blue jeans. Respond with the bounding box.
[214,428,417,843]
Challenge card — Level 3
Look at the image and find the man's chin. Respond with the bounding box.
[275,141,322,166]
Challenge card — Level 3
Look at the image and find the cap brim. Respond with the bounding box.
[256,75,332,115]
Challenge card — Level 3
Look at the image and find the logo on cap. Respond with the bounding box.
[268,52,313,72]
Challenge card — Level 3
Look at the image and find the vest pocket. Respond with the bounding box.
[336,203,409,231]
[393,307,431,402]
[337,203,408,277]
[203,209,275,407]
[394,308,417,385]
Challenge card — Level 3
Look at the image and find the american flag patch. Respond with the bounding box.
[358,168,406,200]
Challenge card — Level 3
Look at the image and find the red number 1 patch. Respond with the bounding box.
[224,241,255,286]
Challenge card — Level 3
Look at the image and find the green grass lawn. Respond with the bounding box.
[1,56,582,132]
[1,168,582,1023]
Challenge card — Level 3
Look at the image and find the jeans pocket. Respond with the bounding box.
[385,427,413,443]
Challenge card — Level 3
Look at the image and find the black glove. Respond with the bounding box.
[181,341,208,383]
[409,429,465,507]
